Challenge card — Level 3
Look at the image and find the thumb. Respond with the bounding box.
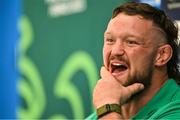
[121,83,144,104]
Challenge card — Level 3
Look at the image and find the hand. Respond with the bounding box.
[93,66,144,108]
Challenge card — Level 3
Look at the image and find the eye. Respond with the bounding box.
[106,38,113,42]
[126,40,140,46]
[105,38,115,44]
[127,40,137,44]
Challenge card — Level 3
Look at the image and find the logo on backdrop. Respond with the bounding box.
[134,0,161,8]
[45,0,87,17]
[18,15,98,119]
[167,0,180,9]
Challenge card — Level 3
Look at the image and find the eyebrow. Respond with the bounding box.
[104,31,111,36]
[104,31,143,40]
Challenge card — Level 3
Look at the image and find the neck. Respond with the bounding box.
[121,71,168,119]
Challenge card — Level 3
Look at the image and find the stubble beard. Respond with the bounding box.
[127,65,153,89]
[108,54,154,88]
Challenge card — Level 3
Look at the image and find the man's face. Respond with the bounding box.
[103,13,160,86]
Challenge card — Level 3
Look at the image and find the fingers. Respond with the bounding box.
[98,66,145,105]
[121,83,144,104]
[126,83,144,95]
[100,66,114,81]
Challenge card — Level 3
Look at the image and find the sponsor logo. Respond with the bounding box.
[45,0,87,17]
[167,0,180,9]
[137,0,161,8]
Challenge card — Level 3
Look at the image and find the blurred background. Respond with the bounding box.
[0,0,180,119]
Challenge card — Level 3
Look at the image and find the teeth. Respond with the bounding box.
[112,63,122,66]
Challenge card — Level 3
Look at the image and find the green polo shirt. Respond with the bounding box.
[86,79,180,119]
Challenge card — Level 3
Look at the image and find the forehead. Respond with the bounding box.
[105,13,157,39]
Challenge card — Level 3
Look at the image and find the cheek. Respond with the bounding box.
[131,51,155,69]
[103,46,110,68]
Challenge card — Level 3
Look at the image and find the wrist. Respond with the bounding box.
[96,103,121,119]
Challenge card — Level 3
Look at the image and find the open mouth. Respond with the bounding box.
[110,62,128,74]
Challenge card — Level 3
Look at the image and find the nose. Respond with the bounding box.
[111,42,125,56]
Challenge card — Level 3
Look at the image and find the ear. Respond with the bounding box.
[155,44,172,67]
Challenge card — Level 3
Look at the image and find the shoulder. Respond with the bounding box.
[149,80,180,119]
[172,86,180,100]
[149,100,180,119]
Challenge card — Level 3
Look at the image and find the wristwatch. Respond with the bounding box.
[96,104,121,118]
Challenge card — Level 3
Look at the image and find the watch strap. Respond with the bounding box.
[96,104,121,118]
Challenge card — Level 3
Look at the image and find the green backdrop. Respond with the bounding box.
[17,0,130,119]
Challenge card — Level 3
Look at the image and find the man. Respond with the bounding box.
[86,2,180,119]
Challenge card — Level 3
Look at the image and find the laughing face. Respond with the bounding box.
[103,13,162,87]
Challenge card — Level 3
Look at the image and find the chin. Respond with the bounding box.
[114,75,130,86]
